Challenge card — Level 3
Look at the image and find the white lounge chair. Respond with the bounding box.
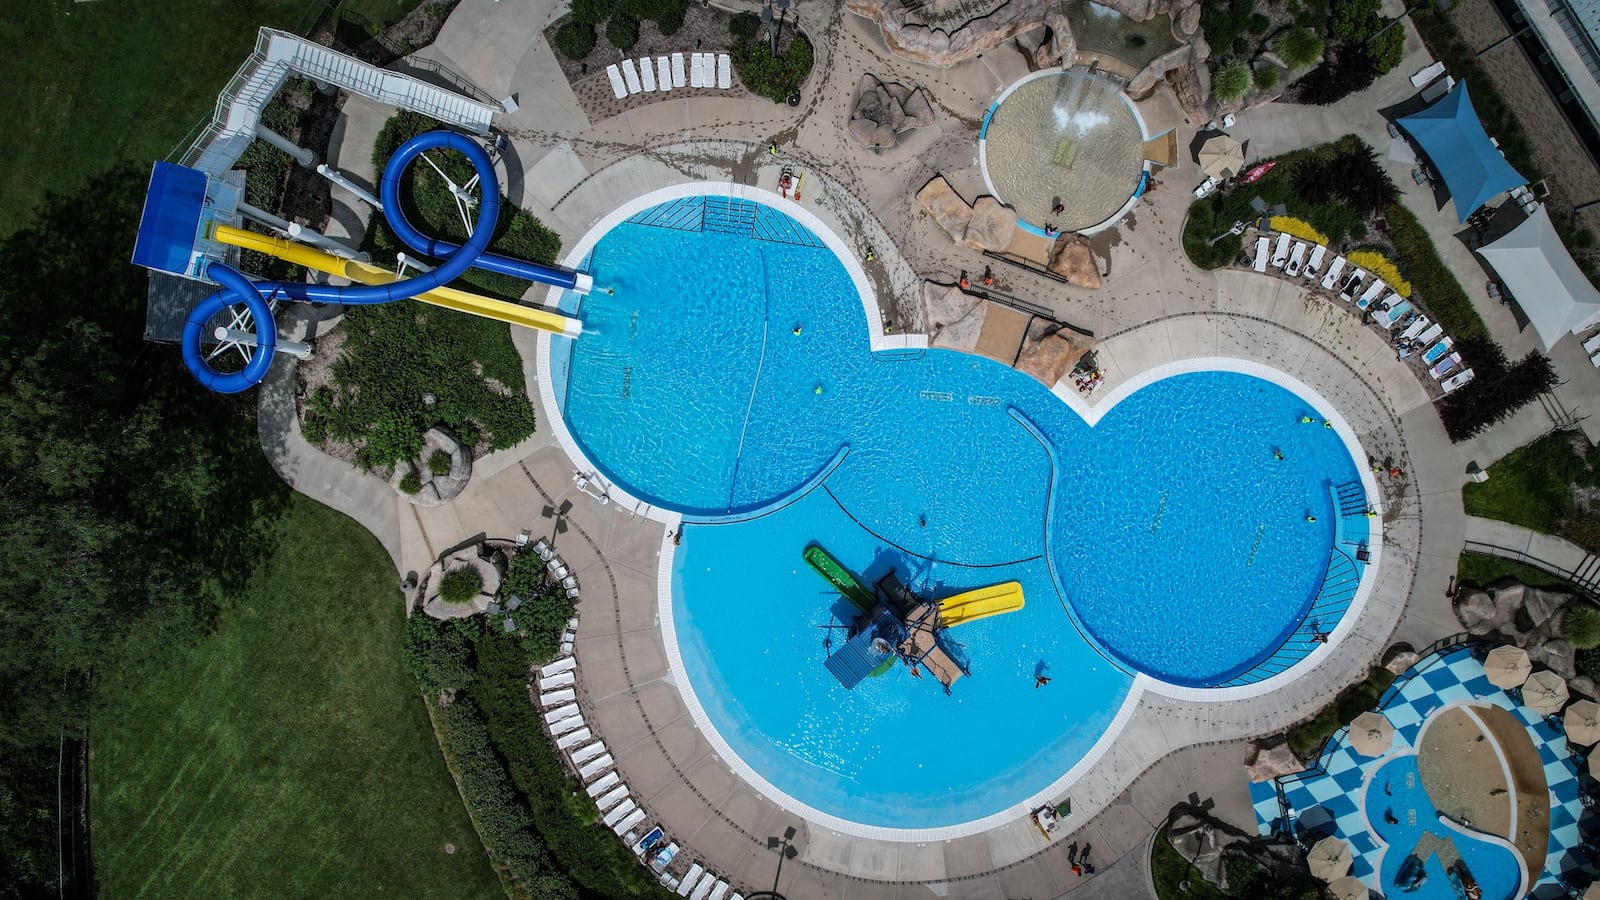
[1338,269,1368,302]
[1252,236,1269,273]
[602,798,637,828]
[539,688,575,707]
[532,538,554,561]
[657,56,672,92]
[1442,369,1475,392]
[606,64,628,99]
[1414,323,1443,346]
[586,771,620,797]
[690,53,706,88]
[671,52,686,88]
[1399,315,1431,341]
[1422,335,1454,364]
[1354,279,1387,309]
[578,753,614,780]
[596,784,630,812]
[1193,177,1218,199]
[1270,232,1292,268]
[1303,244,1326,278]
[1284,241,1307,276]
[1430,352,1463,379]
[622,59,642,94]
[540,671,575,691]
[571,741,607,764]
[544,703,581,724]
[549,714,586,736]
[677,864,705,896]
[541,653,576,678]
[1585,332,1600,354]
[614,808,648,836]
[1376,300,1412,329]
[556,727,592,750]
[640,57,657,92]
[690,874,717,900]
[1319,256,1346,290]
[1592,351,1600,368]
[707,882,730,900]
[717,53,731,89]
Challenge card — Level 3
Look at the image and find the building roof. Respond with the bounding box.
[1477,205,1600,349]
[1397,82,1528,222]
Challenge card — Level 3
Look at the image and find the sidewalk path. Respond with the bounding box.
[1464,514,1593,577]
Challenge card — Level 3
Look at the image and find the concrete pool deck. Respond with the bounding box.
[257,0,1600,894]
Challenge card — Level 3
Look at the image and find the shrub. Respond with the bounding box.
[1581,646,1600,683]
[1384,202,1489,342]
[1211,58,1253,101]
[1287,666,1396,756]
[553,21,596,59]
[1368,24,1406,73]
[1346,250,1411,297]
[1438,349,1558,442]
[730,10,760,40]
[656,3,685,35]
[605,13,639,51]
[1182,197,1245,269]
[1254,66,1280,90]
[1199,0,1258,57]
[1289,42,1381,104]
[1329,0,1382,41]
[1270,215,1328,245]
[1564,605,1600,650]
[427,449,452,476]
[1247,11,1271,33]
[731,34,814,103]
[1291,139,1396,214]
[568,0,616,26]
[398,470,422,495]
[1276,27,1324,67]
[402,614,475,694]
[438,567,484,605]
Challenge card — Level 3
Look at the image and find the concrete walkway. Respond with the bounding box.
[1464,514,1594,578]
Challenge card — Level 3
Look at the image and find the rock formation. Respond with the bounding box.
[922,281,987,353]
[394,426,472,506]
[1015,320,1094,386]
[1047,234,1103,289]
[848,74,936,151]
[1453,580,1586,687]
[915,175,1016,254]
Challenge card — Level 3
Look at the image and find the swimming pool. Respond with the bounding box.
[546,190,1371,831]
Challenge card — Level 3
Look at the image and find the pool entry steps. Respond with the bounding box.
[805,543,1024,692]
[625,196,826,248]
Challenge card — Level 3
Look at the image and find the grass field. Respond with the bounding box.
[1458,554,1578,592]
[90,495,502,898]
[0,0,306,237]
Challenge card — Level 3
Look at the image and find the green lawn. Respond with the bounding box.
[0,0,305,237]
[1458,554,1578,592]
[91,495,502,898]
[1462,434,1600,556]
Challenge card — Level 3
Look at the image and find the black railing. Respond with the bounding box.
[1461,540,1600,602]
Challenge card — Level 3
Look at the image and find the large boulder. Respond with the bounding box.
[1454,588,1502,634]
[1015,320,1094,386]
[1245,737,1306,781]
[964,196,1018,251]
[917,176,974,243]
[923,281,988,353]
[1047,234,1102,288]
[845,0,1058,67]
[849,74,935,151]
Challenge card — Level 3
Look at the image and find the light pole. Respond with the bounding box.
[744,825,798,900]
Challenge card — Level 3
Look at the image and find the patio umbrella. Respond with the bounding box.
[1327,875,1370,900]
[1524,670,1570,715]
[1307,835,1353,881]
[1569,699,1600,747]
[1484,645,1531,689]
[1348,712,1395,757]
[1198,134,1244,180]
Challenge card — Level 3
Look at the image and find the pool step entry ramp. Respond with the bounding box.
[702,196,757,235]
[1334,480,1367,518]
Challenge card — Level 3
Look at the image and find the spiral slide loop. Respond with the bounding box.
[181,130,574,393]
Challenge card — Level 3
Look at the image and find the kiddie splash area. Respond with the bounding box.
[540,185,1380,834]
[1252,646,1600,899]
[979,65,1153,235]
[132,129,587,394]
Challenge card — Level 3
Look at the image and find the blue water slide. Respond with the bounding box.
[180,130,577,393]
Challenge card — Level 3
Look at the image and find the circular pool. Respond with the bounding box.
[979,68,1147,234]
[544,190,1372,833]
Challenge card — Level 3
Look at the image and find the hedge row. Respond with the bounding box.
[730,34,814,103]
[1382,201,1488,343]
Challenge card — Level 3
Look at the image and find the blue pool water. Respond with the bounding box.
[1362,755,1523,900]
[552,196,1368,828]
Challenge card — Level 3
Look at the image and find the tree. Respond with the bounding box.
[605,13,639,51]
[1212,58,1253,101]
[1275,27,1325,68]
[552,21,596,59]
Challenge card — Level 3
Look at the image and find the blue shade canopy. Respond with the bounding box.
[1397,82,1526,222]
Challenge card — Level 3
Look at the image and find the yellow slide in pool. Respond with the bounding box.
[212,225,583,336]
[939,581,1025,627]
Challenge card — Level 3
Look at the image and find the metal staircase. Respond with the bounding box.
[181,28,500,177]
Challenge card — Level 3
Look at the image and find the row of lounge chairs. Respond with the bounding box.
[1248,231,1475,395]
[607,52,732,100]
[533,575,742,899]
[1581,331,1600,368]
[530,538,582,612]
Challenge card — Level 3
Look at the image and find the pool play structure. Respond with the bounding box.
[132,129,589,393]
[979,65,1152,235]
[537,183,1382,834]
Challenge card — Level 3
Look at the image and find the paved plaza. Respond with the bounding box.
[253,0,1600,895]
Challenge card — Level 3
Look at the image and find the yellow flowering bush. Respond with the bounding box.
[1269,216,1329,245]
[1347,250,1412,298]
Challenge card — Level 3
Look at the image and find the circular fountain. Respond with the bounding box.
[979,66,1149,235]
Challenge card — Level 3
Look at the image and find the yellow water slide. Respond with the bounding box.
[212,225,583,336]
[938,581,1025,627]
